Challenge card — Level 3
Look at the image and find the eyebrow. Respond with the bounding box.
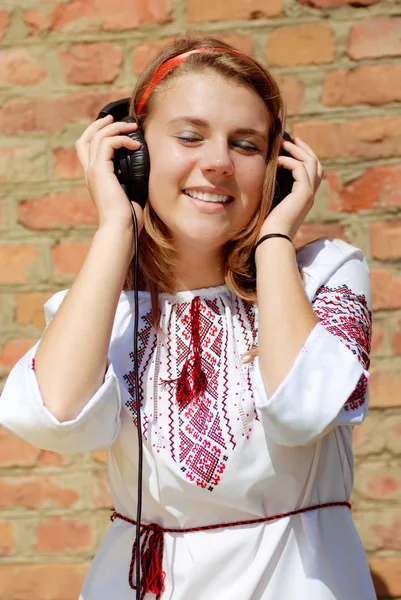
[168,117,269,141]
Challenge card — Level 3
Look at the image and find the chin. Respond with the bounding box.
[174,225,229,249]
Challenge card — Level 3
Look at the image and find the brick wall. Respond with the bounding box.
[0,0,400,598]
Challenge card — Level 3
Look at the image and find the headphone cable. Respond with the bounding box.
[128,200,143,600]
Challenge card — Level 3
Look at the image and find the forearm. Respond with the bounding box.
[35,222,134,422]
[256,238,318,397]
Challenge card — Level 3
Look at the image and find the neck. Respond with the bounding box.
[173,242,225,292]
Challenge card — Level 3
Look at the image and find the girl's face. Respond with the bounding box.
[144,70,271,250]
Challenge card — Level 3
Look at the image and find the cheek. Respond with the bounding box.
[239,162,266,200]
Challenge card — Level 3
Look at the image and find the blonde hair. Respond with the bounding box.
[123,35,286,324]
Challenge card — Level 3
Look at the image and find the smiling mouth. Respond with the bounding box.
[183,189,234,204]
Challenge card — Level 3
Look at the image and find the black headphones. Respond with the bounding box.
[97,97,295,211]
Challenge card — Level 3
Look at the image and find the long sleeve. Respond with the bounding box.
[0,290,122,453]
[252,239,372,447]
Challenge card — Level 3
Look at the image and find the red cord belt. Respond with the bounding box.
[110,500,351,600]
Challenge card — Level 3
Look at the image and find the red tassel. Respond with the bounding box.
[189,296,207,399]
[161,296,208,406]
[142,547,166,595]
[192,355,207,398]
[176,361,192,406]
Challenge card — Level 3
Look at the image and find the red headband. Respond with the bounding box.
[135,46,246,116]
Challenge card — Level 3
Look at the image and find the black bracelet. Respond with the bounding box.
[254,233,292,253]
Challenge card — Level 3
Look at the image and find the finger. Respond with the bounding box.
[79,114,114,144]
[293,138,324,188]
[94,135,142,166]
[279,148,317,186]
[282,139,318,165]
[277,155,312,187]
[293,136,318,158]
[76,115,115,172]
[89,122,138,167]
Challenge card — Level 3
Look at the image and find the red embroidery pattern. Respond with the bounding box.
[167,297,231,491]
[122,294,259,492]
[123,310,155,439]
[312,284,372,411]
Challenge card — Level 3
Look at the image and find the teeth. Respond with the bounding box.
[184,190,232,203]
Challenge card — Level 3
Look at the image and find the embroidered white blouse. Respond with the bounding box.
[0,238,376,600]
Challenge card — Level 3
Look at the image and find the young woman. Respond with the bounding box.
[0,35,375,599]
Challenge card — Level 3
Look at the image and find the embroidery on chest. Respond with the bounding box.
[122,296,259,492]
[123,309,155,439]
[165,298,232,491]
[233,298,260,431]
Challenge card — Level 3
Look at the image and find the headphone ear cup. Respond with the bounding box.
[270,131,295,213]
[112,117,150,208]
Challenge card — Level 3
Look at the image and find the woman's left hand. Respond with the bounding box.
[259,137,324,241]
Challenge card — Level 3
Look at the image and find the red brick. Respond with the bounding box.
[52,241,91,277]
[187,0,282,22]
[0,339,38,373]
[0,522,15,555]
[293,118,401,161]
[266,23,335,66]
[51,0,172,32]
[37,450,65,466]
[384,413,401,455]
[369,558,401,598]
[329,165,401,212]
[371,269,401,311]
[0,476,80,509]
[23,9,51,36]
[15,292,54,328]
[349,17,401,60]
[59,42,123,84]
[92,472,112,508]
[389,317,401,356]
[0,9,9,40]
[53,147,83,179]
[35,517,93,552]
[276,76,304,115]
[0,339,28,376]
[299,0,377,5]
[370,220,401,261]
[369,367,401,407]
[0,49,47,87]
[18,187,96,229]
[355,464,401,500]
[0,245,39,284]
[0,144,48,184]
[0,564,89,600]
[294,223,346,248]
[133,34,254,75]
[355,509,401,552]
[352,413,385,456]
[0,429,39,467]
[322,65,401,107]
[0,90,126,135]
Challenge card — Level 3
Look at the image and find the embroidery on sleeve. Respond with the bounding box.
[312,284,372,411]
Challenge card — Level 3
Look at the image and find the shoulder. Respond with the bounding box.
[296,238,371,305]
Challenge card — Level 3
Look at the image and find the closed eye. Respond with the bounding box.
[234,141,259,153]
[176,135,202,144]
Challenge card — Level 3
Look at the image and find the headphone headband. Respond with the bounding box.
[135,46,246,116]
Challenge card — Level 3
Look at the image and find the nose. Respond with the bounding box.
[199,139,234,177]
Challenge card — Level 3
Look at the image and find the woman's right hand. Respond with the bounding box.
[75,114,145,232]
